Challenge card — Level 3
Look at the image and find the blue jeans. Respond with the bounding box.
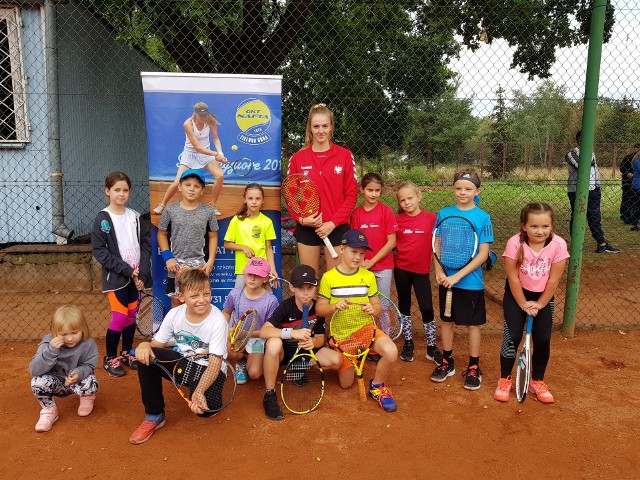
[568,188,605,245]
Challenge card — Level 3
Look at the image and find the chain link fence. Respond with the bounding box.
[1,0,638,340]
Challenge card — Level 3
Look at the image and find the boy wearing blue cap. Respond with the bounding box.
[158,169,219,307]
[316,229,399,412]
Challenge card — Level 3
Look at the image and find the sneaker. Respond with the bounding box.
[103,355,125,377]
[263,392,284,420]
[631,225,639,231]
[77,395,96,416]
[430,358,455,383]
[152,204,165,215]
[493,376,512,402]
[120,350,139,370]
[366,353,381,362]
[400,340,414,362]
[35,407,59,432]
[529,380,555,403]
[368,380,397,412]
[595,242,620,253]
[212,205,222,216]
[426,346,444,365]
[129,413,166,444]
[235,361,248,385]
[462,365,483,390]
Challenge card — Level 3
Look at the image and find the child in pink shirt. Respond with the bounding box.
[494,202,569,404]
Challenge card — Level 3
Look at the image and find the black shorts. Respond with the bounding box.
[438,285,486,326]
[293,223,350,247]
[280,343,322,366]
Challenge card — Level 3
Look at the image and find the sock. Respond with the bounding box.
[265,389,276,396]
[105,329,121,358]
[443,350,453,361]
[469,356,479,367]
[121,322,136,352]
[423,319,436,347]
[402,315,413,341]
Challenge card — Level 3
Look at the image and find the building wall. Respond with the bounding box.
[57,1,162,238]
[0,6,51,243]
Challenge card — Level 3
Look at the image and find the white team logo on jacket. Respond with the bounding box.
[334,165,343,175]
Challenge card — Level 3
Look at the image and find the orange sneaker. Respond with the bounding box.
[529,380,554,403]
[129,414,166,445]
[493,376,512,402]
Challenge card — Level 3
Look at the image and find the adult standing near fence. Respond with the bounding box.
[285,103,358,275]
[565,130,619,253]
[619,143,640,224]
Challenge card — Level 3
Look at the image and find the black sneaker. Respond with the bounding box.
[366,353,382,362]
[430,358,455,383]
[631,226,639,231]
[595,243,620,253]
[103,355,125,377]
[462,365,483,390]
[426,346,444,366]
[263,392,284,420]
[400,340,414,362]
[120,350,139,370]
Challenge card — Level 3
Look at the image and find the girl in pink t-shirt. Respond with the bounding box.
[494,202,569,404]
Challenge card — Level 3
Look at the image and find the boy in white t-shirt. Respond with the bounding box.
[129,269,228,444]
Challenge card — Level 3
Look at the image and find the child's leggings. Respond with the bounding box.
[500,283,553,381]
[31,373,99,408]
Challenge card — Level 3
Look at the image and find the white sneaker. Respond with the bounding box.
[153,204,165,215]
[35,407,59,432]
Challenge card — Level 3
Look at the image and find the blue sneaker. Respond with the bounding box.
[235,361,248,385]
[368,380,397,412]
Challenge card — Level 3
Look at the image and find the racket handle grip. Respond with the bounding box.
[444,288,453,317]
[323,237,338,258]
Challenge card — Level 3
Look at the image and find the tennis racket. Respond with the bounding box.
[281,173,338,258]
[281,304,325,414]
[329,303,376,402]
[135,289,166,338]
[227,157,254,177]
[228,308,258,352]
[152,353,236,414]
[515,315,534,403]
[432,215,479,317]
[376,292,403,341]
[269,275,294,302]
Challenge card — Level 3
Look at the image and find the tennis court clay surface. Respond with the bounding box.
[2,329,638,479]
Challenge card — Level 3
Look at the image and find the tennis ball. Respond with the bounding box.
[232,145,238,151]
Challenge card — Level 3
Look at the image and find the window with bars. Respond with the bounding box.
[0,6,29,145]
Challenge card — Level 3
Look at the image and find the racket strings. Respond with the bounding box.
[174,357,232,412]
[436,222,478,269]
[281,354,323,413]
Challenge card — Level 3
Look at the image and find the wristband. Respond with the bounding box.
[281,328,292,340]
[161,250,174,262]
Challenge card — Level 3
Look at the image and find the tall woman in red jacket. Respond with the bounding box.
[286,104,358,274]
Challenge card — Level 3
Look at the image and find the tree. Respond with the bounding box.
[404,87,477,168]
[485,86,514,178]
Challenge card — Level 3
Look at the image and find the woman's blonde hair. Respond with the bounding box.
[51,305,90,341]
[193,101,220,125]
[304,103,334,147]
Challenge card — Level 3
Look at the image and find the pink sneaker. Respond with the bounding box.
[78,395,96,416]
[493,376,512,402]
[35,407,59,432]
[529,380,555,403]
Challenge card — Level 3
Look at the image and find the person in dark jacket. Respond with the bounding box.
[91,172,151,377]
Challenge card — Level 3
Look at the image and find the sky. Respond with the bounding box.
[449,1,639,117]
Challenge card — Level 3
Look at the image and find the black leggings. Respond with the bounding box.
[500,282,553,381]
[393,267,434,321]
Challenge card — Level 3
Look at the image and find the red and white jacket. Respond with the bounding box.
[286,143,358,227]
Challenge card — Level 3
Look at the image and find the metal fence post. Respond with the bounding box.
[563,0,608,337]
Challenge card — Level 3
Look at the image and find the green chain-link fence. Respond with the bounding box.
[1,0,638,340]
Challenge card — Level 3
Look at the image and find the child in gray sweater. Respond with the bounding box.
[29,305,99,432]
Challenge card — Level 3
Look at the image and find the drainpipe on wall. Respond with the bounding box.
[45,0,73,243]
